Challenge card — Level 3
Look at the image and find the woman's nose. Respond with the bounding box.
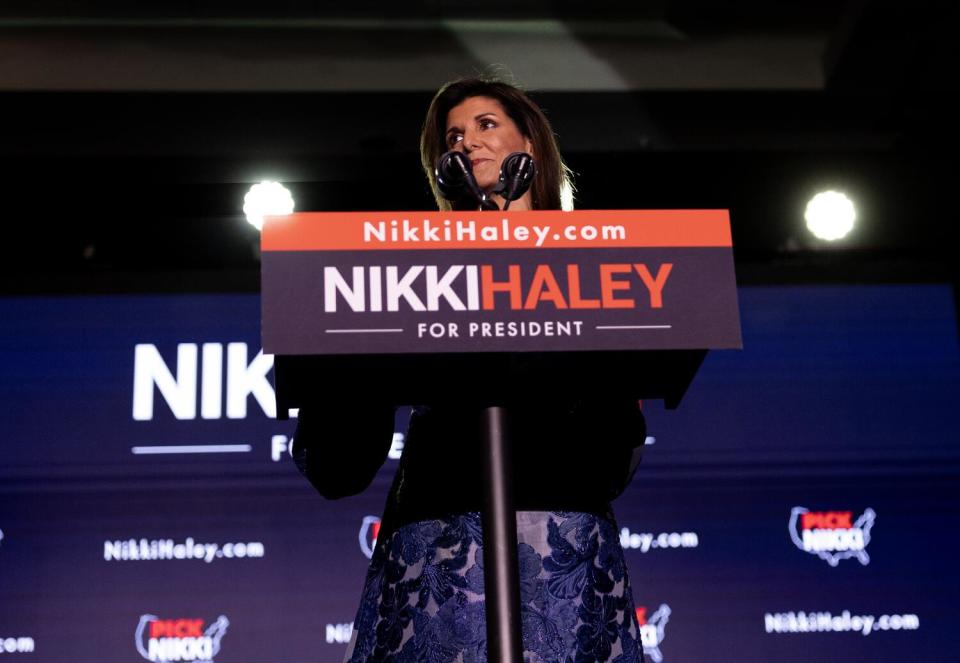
[460,130,480,152]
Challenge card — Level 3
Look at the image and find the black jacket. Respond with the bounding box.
[293,400,646,533]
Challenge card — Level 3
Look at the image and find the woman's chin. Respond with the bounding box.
[475,178,498,193]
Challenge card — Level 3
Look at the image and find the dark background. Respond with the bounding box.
[0,0,957,293]
[1,2,958,662]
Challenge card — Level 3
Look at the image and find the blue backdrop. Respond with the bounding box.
[0,285,957,662]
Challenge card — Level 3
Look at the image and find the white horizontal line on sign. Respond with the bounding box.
[325,328,404,333]
[595,325,673,330]
[131,445,252,455]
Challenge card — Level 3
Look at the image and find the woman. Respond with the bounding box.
[419,78,573,213]
[294,78,647,663]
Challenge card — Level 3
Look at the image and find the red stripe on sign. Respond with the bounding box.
[262,210,732,251]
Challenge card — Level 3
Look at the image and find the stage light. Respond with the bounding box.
[243,181,295,231]
[560,181,575,212]
[804,191,856,241]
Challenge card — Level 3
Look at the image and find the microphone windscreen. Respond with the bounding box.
[435,150,500,210]
[437,151,471,184]
[499,152,536,201]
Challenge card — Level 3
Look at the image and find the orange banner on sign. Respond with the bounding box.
[262,209,732,251]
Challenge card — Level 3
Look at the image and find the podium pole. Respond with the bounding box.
[480,406,524,663]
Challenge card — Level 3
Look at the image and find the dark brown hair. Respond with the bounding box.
[420,78,574,211]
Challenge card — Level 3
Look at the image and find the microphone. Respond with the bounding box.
[493,152,537,210]
[492,152,536,211]
[436,151,499,211]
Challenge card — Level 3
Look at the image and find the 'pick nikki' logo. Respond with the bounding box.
[789,507,876,567]
[636,604,671,663]
[359,516,381,559]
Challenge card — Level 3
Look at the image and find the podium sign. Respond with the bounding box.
[262,210,741,356]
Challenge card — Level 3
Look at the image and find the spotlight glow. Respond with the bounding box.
[243,181,295,231]
[560,181,575,212]
[804,191,856,241]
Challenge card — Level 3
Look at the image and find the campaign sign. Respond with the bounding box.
[261,210,741,355]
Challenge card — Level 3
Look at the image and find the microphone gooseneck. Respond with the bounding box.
[436,151,499,211]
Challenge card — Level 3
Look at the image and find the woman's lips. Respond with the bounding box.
[471,158,492,167]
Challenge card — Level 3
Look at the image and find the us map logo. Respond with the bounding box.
[789,507,876,566]
[359,516,381,559]
[636,604,671,663]
[135,615,229,662]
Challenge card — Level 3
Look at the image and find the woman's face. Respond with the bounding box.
[445,96,533,192]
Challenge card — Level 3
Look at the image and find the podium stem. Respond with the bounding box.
[480,405,524,663]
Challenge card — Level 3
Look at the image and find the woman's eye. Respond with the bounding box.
[448,134,463,147]
[480,119,496,130]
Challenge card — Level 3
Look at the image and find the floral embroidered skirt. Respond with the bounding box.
[344,511,644,663]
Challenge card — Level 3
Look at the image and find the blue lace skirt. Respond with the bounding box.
[344,511,644,663]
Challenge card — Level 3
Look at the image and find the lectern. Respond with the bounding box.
[262,209,741,662]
